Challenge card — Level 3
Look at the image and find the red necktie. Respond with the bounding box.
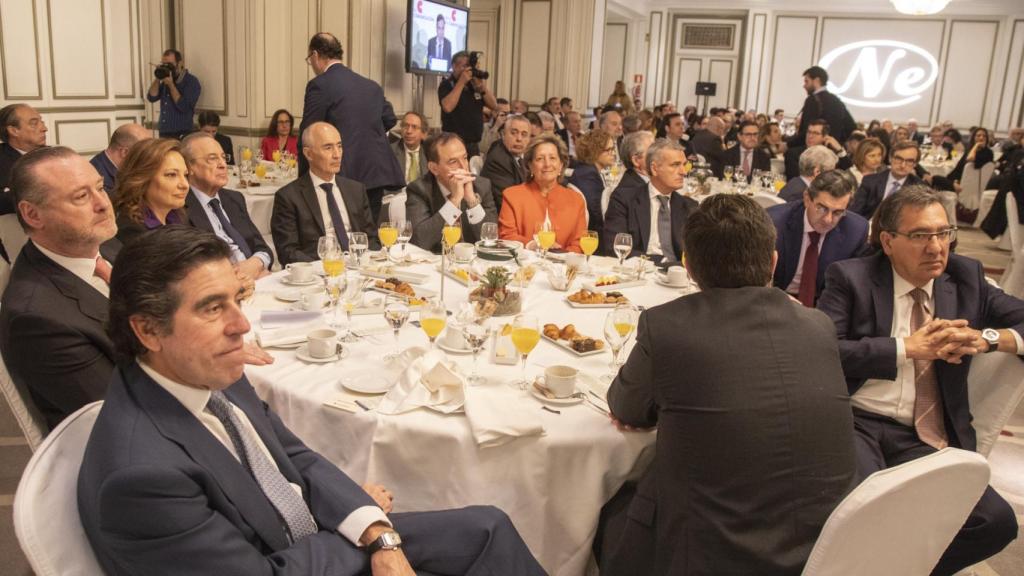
[94,256,112,285]
[797,231,820,307]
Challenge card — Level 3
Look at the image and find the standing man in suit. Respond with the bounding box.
[78,225,545,576]
[712,120,771,182]
[790,66,856,146]
[427,14,453,72]
[601,194,856,575]
[300,33,404,222]
[272,122,378,265]
[407,133,497,253]
[181,133,273,279]
[768,169,868,306]
[480,114,530,213]
[90,123,152,197]
[392,111,429,185]
[850,141,924,218]
[601,139,697,264]
[817,186,1022,574]
[778,145,838,203]
[439,51,500,159]
[0,103,48,216]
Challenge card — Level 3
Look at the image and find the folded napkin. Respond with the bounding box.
[377,350,465,415]
[260,310,323,329]
[463,386,545,448]
[255,320,323,348]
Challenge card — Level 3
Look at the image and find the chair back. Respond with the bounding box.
[383,190,408,227]
[0,349,46,450]
[770,157,786,174]
[13,401,104,576]
[0,214,27,264]
[959,162,993,213]
[968,352,1024,456]
[752,191,786,208]
[566,183,590,224]
[469,155,483,175]
[802,448,989,576]
[0,256,9,297]
[1001,194,1023,288]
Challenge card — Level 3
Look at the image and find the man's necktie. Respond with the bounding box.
[93,255,112,285]
[656,195,675,261]
[742,150,751,179]
[887,179,902,198]
[319,183,350,250]
[515,157,527,182]
[909,288,949,449]
[407,150,419,183]
[206,391,318,542]
[209,197,253,259]
[797,231,821,307]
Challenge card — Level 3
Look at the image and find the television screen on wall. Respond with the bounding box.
[406,0,469,76]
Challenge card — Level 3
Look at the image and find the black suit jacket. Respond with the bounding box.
[0,142,23,215]
[0,239,120,431]
[567,163,605,232]
[426,36,453,67]
[607,287,856,575]
[791,90,857,145]
[185,188,273,266]
[602,183,697,263]
[214,132,236,166]
[271,173,378,265]
[298,63,403,191]
[688,130,723,160]
[391,140,428,183]
[405,173,497,253]
[778,176,809,203]
[767,200,868,300]
[89,152,118,198]
[849,170,923,219]
[479,140,525,213]
[711,145,771,182]
[817,252,1024,451]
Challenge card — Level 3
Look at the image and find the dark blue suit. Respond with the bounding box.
[567,163,605,234]
[89,152,118,198]
[767,200,867,302]
[601,181,697,264]
[78,362,545,576]
[849,170,923,219]
[185,188,274,267]
[817,252,1023,574]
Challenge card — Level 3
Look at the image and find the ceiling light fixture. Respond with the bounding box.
[890,0,952,15]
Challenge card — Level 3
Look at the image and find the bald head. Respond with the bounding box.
[302,122,343,180]
[706,116,726,136]
[107,123,153,167]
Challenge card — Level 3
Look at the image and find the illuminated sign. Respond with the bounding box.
[818,40,939,109]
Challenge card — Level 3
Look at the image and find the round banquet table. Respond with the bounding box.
[228,172,294,260]
[241,249,685,575]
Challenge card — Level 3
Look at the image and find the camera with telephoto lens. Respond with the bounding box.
[468,51,489,80]
[154,62,176,80]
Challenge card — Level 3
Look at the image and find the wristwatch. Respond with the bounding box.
[366,530,402,555]
[982,328,1000,353]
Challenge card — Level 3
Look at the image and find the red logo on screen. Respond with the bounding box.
[452,9,457,21]
[416,0,422,13]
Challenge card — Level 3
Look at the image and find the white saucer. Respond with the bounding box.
[281,277,320,287]
[289,302,329,312]
[265,340,305,350]
[530,386,584,406]
[438,341,473,355]
[295,343,348,363]
[340,374,394,394]
[274,288,305,302]
[655,276,690,289]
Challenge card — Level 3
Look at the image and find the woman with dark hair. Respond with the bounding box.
[850,137,886,184]
[113,138,189,247]
[759,122,787,158]
[948,127,994,185]
[568,128,615,232]
[260,108,298,160]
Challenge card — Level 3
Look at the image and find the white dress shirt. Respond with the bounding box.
[310,172,354,237]
[35,242,109,297]
[884,172,910,199]
[138,362,390,545]
[645,183,673,257]
[785,211,830,294]
[190,188,271,270]
[437,180,486,226]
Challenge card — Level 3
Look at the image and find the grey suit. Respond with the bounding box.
[479,141,525,213]
[391,140,428,184]
[406,173,497,253]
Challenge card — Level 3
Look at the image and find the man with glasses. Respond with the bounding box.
[850,141,924,218]
[712,120,770,183]
[181,133,273,280]
[768,169,867,306]
[391,111,429,185]
[784,119,851,181]
[818,185,1023,575]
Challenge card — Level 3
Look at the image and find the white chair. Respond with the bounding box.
[1000,194,1023,288]
[770,157,786,175]
[14,401,104,576]
[566,183,590,224]
[802,448,990,576]
[958,162,994,216]
[976,189,999,229]
[0,213,28,263]
[382,189,407,226]
[469,155,483,175]
[968,352,1024,457]
[752,191,785,208]
[0,348,46,451]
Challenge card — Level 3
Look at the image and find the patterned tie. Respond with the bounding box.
[887,179,902,198]
[319,183,350,250]
[206,391,318,542]
[797,231,821,307]
[209,197,253,259]
[515,157,527,182]
[742,150,751,178]
[407,150,419,183]
[909,289,949,449]
[656,195,675,261]
[93,255,112,285]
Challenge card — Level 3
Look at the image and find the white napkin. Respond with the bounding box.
[260,310,323,329]
[377,350,465,414]
[463,386,545,448]
[254,320,324,348]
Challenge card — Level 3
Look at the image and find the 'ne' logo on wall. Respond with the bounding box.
[818,40,939,109]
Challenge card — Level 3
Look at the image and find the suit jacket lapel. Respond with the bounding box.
[818,218,846,287]
[782,205,804,285]
[669,195,691,259]
[933,272,956,320]
[871,254,895,337]
[634,190,651,251]
[336,177,367,233]
[185,189,215,233]
[24,241,109,324]
[299,176,326,235]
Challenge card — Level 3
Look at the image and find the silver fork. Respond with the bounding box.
[572,392,609,415]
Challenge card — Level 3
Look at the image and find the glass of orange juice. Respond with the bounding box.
[240,146,253,162]
[442,223,461,265]
[419,299,447,350]
[510,313,540,389]
[254,163,267,180]
[272,149,282,163]
[534,222,556,262]
[379,221,399,262]
[580,230,599,273]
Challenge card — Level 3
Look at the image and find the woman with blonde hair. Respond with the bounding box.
[113,138,189,246]
[604,81,635,116]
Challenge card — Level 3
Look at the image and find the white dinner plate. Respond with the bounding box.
[530,386,584,406]
[339,374,394,394]
[585,278,647,292]
[281,277,321,287]
[438,341,473,355]
[295,343,349,363]
[564,298,629,309]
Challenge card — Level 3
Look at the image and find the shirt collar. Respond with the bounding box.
[138,361,211,418]
[405,144,420,154]
[813,87,827,95]
[32,241,101,287]
[190,186,218,208]
[648,182,673,202]
[310,171,335,191]
[801,208,829,240]
[438,179,453,198]
[888,171,908,186]
[892,265,934,301]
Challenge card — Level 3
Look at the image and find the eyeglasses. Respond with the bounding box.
[602,146,616,153]
[304,53,314,65]
[201,153,228,166]
[739,131,759,138]
[891,155,918,166]
[812,202,846,220]
[886,227,958,245]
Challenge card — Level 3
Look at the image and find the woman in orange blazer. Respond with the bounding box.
[498,133,586,253]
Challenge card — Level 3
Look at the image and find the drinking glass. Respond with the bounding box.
[379,221,399,263]
[462,322,490,385]
[383,297,410,360]
[254,163,267,180]
[480,222,499,245]
[535,221,556,261]
[349,232,369,266]
[442,223,462,266]
[722,165,735,183]
[340,279,364,339]
[239,146,253,163]
[326,273,347,328]
[319,236,345,278]
[613,233,633,270]
[419,299,447,350]
[603,303,639,381]
[510,314,540,390]
[272,149,282,164]
[397,220,413,260]
[580,230,599,273]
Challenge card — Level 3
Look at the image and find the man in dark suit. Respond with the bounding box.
[768,169,868,306]
[197,110,236,166]
[601,131,655,254]
[273,122,378,265]
[300,33,404,222]
[602,139,697,264]
[426,14,453,72]
[817,186,1022,574]
[555,111,582,160]
[407,133,497,253]
[78,226,545,576]
[785,119,852,181]
[601,194,856,575]
[687,116,725,161]
[90,123,152,196]
[908,119,925,145]
[778,145,839,203]
[712,120,771,182]
[392,111,429,185]
[790,66,856,146]
[0,103,48,216]
[480,114,530,213]
[849,141,924,218]
[181,133,273,278]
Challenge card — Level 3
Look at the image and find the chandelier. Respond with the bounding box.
[890,0,952,15]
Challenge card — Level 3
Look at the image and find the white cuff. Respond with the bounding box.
[896,337,906,364]
[439,201,462,226]
[336,506,391,546]
[255,252,272,270]
[465,203,486,225]
[1009,329,1023,355]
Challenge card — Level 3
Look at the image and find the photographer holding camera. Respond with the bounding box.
[439,51,498,158]
[146,49,201,140]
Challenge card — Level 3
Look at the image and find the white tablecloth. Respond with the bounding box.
[243,251,682,575]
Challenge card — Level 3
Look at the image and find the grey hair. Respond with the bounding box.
[179,131,216,164]
[537,110,555,124]
[798,145,838,177]
[807,169,857,200]
[599,110,622,129]
[876,184,945,235]
[645,138,687,175]
[622,131,655,172]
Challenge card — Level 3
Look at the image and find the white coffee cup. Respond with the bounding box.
[307,328,339,359]
[443,324,467,349]
[453,242,475,263]
[666,266,688,286]
[301,290,329,311]
[286,262,314,283]
[542,365,578,398]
